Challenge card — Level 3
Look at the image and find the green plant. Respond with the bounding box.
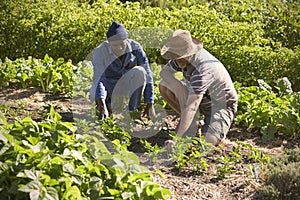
[258,148,300,199]
[72,60,93,99]
[1,0,299,90]
[0,55,76,95]
[140,139,167,164]
[216,155,237,179]
[99,117,132,148]
[171,136,212,174]
[0,107,171,199]
[235,142,272,163]
[210,0,300,49]
[236,79,300,139]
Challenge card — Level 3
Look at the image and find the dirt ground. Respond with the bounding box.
[1,88,299,200]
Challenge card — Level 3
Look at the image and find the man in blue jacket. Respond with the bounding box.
[90,22,155,119]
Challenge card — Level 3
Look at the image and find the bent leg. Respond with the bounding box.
[159,83,181,114]
[112,66,146,112]
[201,104,237,145]
[159,65,188,114]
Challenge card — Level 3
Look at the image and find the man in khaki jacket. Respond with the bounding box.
[159,30,238,147]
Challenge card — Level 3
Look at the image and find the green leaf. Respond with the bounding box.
[121,191,135,199]
[0,143,10,156]
[107,188,121,196]
[154,169,166,179]
[44,187,59,200]
[57,121,76,132]
[25,169,40,180]
[19,180,42,193]
[30,189,40,200]
[113,158,125,170]
[49,156,64,165]
[63,163,74,174]
[63,185,82,200]
[0,132,8,143]
[49,106,62,122]
[71,150,87,167]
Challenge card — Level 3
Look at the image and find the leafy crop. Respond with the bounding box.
[144,134,271,179]
[236,78,300,140]
[0,107,171,199]
[0,55,75,96]
[209,0,300,49]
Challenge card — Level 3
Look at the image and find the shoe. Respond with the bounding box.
[205,134,221,146]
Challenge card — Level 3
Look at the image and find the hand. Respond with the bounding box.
[143,103,156,117]
[98,107,109,120]
[96,98,109,120]
[164,140,176,154]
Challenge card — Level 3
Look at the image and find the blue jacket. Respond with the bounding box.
[90,39,154,104]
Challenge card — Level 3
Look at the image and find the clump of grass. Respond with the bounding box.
[258,148,300,199]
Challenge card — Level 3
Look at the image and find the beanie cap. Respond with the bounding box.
[106,22,128,41]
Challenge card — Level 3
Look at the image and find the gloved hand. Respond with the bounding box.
[95,98,109,119]
[143,103,156,117]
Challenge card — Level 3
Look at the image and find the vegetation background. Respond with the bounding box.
[1,0,299,89]
[0,0,300,199]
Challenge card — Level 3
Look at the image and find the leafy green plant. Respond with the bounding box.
[235,141,271,163]
[72,60,93,99]
[99,117,132,148]
[0,55,75,95]
[32,55,74,95]
[170,136,212,174]
[236,79,300,139]
[0,107,171,199]
[139,139,167,164]
[168,136,270,179]
[0,101,33,121]
[209,0,299,49]
[216,155,237,179]
[0,58,18,89]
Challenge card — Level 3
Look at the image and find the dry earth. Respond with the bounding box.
[1,88,299,200]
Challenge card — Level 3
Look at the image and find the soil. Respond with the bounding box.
[1,87,299,200]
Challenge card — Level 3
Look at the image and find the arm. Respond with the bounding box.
[176,93,203,137]
[91,44,109,118]
[164,93,203,152]
[136,47,156,117]
[91,45,107,101]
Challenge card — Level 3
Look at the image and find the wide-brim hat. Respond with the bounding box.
[161,29,203,60]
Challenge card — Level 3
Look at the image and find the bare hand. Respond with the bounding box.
[143,103,156,117]
[96,98,109,119]
[164,140,176,154]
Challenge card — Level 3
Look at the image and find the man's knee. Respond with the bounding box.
[159,82,175,99]
[158,82,167,93]
[131,66,146,77]
[159,65,175,81]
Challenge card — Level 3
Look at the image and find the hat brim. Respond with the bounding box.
[161,37,202,60]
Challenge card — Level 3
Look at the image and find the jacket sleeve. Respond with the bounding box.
[90,45,107,101]
[136,47,154,104]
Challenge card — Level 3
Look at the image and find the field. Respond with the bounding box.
[1,87,299,199]
[1,0,299,199]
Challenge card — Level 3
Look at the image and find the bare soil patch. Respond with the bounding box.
[1,88,299,200]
